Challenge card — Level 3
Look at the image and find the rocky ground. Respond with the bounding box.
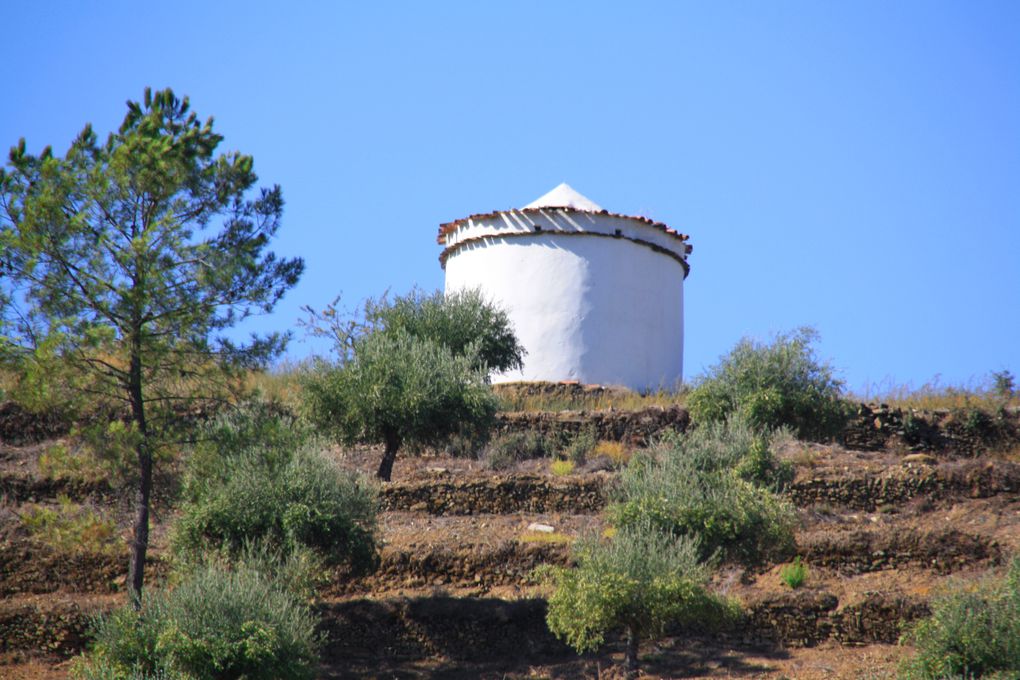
[1,405,1019,679]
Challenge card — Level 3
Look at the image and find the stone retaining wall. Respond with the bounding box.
[317,597,568,662]
[495,406,689,446]
[844,404,1019,455]
[0,589,932,662]
[379,461,1020,516]
[790,460,1020,511]
[0,597,97,658]
[743,590,929,647]
[379,475,609,515]
[799,528,999,575]
[328,541,571,595]
[0,542,169,597]
[0,473,113,504]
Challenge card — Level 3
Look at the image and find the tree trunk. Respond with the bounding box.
[376,430,401,482]
[126,342,150,608]
[624,624,640,680]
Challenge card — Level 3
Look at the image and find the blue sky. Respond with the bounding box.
[4,1,1018,393]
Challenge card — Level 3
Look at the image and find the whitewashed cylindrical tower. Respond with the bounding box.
[438,183,692,392]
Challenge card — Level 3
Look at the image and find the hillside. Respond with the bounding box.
[1,402,1019,679]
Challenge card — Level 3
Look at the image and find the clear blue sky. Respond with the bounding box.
[4,1,1018,394]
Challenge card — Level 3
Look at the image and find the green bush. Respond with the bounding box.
[175,434,377,573]
[71,558,319,680]
[656,417,792,491]
[562,426,598,465]
[184,399,312,499]
[442,426,492,459]
[901,557,1020,679]
[992,370,1015,402]
[608,421,796,565]
[540,523,735,678]
[688,328,849,441]
[780,556,808,589]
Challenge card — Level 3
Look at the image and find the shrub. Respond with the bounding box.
[663,417,792,490]
[780,556,808,589]
[958,407,996,436]
[540,523,735,679]
[483,430,551,470]
[442,427,492,459]
[608,421,796,565]
[901,557,1020,679]
[38,442,97,482]
[992,370,1015,402]
[562,426,598,464]
[71,558,319,680]
[186,399,310,488]
[175,434,378,573]
[688,327,849,441]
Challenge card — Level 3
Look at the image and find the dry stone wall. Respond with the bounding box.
[844,403,1019,455]
[379,474,609,515]
[0,542,169,597]
[495,405,689,446]
[799,527,1000,575]
[329,541,571,595]
[790,459,1020,511]
[742,590,929,647]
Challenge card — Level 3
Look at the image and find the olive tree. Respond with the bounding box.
[0,88,303,602]
[304,328,498,480]
[304,287,524,376]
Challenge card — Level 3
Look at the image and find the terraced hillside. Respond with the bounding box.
[1,405,1019,679]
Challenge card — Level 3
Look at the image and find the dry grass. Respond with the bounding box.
[243,360,311,412]
[549,459,575,476]
[593,440,631,466]
[495,385,688,413]
[518,530,573,545]
[852,375,1018,412]
[18,496,120,554]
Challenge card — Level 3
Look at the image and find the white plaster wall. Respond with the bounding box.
[444,223,685,392]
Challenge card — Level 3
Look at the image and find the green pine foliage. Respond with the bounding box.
[0,87,303,598]
[687,328,850,441]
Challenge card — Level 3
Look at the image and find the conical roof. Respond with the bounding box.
[523,183,603,212]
